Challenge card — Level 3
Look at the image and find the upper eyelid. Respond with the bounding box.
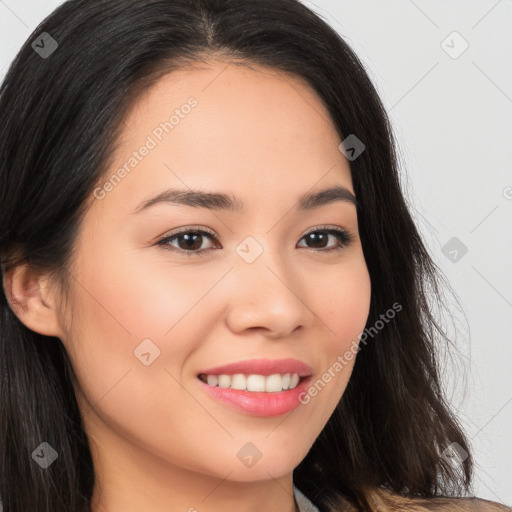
[302,224,348,235]
[163,224,350,238]
[163,225,215,237]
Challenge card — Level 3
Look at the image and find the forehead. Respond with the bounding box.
[119,58,343,158]
[93,59,353,218]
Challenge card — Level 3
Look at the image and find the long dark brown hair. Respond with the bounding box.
[0,1,477,511]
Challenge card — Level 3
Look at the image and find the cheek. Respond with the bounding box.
[63,240,229,416]
[309,256,371,408]
[63,247,231,476]
[319,258,372,354]
[70,232,227,342]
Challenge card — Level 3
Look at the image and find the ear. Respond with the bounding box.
[2,264,65,338]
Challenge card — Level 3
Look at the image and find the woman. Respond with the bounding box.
[0,1,509,511]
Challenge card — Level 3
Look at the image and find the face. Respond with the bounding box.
[58,59,371,497]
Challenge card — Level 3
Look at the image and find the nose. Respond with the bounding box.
[223,242,313,339]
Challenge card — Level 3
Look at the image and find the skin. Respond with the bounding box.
[5,59,371,512]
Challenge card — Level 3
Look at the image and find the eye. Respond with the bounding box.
[297,225,354,252]
[156,225,354,257]
[156,227,219,257]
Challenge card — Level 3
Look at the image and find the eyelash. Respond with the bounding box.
[156,225,355,257]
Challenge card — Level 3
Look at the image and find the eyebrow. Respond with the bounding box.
[132,184,358,214]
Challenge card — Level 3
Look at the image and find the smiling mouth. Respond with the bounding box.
[197,372,305,393]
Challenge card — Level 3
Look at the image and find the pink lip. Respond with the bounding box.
[197,375,312,417]
[198,357,312,377]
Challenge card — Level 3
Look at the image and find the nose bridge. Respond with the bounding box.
[234,233,288,285]
[225,233,310,335]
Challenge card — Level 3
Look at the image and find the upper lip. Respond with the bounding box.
[198,358,312,377]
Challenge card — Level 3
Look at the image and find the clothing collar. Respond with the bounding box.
[293,485,321,512]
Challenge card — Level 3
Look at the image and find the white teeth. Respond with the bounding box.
[230,373,246,390]
[218,374,231,388]
[247,374,265,392]
[201,373,302,392]
[206,374,219,386]
[265,374,284,392]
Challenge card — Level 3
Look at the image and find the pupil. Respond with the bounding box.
[175,232,331,251]
[308,232,327,248]
[180,233,202,250]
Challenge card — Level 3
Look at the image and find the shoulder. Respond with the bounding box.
[355,487,512,512]
[390,493,512,512]
[326,488,512,512]
[425,496,512,512]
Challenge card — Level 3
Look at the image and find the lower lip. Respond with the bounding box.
[197,376,312,417]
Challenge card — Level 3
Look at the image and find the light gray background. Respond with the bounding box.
[0,0,510,505]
